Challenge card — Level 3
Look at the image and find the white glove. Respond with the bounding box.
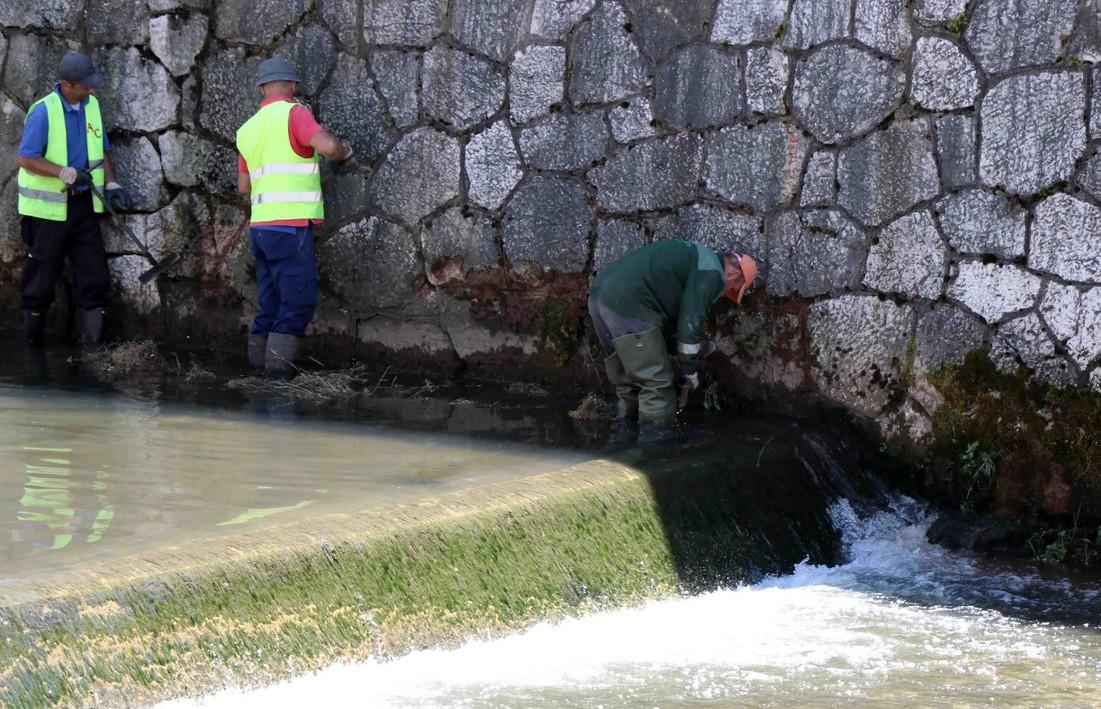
[681,373,699,391]
[58,166,78,185]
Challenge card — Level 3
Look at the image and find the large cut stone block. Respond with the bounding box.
[364,0,448,46]
[799,150,836,207]
[96,48,180,133]
[3,33,70,106]
[745,47,788,115]
[934,189,1026,259]
[621,0,714,61]
[502,176,591,273]
[318,54,393,165]
[1092,66,1101,140]
[808,295,916,418]
[0,0,82,29]
[979,71,1086,196]
[466,121,523,210]
[451,0,533,62]
[199,48,262,142]
[948,262,1042,323]
[509,45,566,125]
[1030,194,1101,283]
[569,2,650,106]
[913,0,967,25]
[1069,0,1101,61]
[766,209,867,297]
[318,0,358,50]
[653,44,743,129]
[675,203,763,256]
[108,136,166,213]
[854,0,911,57]
[792,45,905,144]
[519,113,607,171]
[530,0,597,39]
[320,217,421,310]
[593,219,646,272]
[911,37,979,110]
[934,114,976,189]
[1041,283,1101,370]
[86,0,148,44]
[371,50,420,129]
[422,46,506,130]
[915,304,987,373]
[149,13,209,78]
[608,97,657,143]
[590,134,703,213]
[863,210,946,300]
[991,314,1076,386]
[1079,149,1101,201]
[705,122,808,211]
[422,207,499,283]
[838,119,940,227]
[372,128,461,227]
[0,96,26,181]
[273,24,337,98]
[711,0,786,45]
[783,0,849,49]
[214,0,307,44]
[158,131,235,194]
[965,0,1077,75]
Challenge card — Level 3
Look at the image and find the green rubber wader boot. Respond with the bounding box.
[612,326,676,427]
[248,333,268,372]
[265,332,301,380]
[604,352,639,421]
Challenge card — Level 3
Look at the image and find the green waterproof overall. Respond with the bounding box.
[588,240,726,426]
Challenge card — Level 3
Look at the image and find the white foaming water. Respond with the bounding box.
[160,498,1101,708]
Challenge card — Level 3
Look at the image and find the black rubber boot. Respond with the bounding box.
[23,310,46,347]
[265,332,300,380]
[248,333,268,372]
[79,308,104,349]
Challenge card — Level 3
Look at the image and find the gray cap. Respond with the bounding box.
[256,58,299,87]
[59,52,104,89]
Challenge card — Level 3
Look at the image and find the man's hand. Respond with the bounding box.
[676,372,699,409]
[59,167,94,189]
[105,182,133,211]
[331,145,355,176]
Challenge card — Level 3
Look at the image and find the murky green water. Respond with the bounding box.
[0,384,589,583]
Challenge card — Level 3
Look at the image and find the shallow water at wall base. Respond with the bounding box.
[161,499,1101,708]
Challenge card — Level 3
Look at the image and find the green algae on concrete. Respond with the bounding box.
[1,439,842,708]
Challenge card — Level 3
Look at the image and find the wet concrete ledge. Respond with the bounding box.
[1,439,842,708]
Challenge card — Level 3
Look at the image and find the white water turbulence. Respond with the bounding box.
[161,498,1101,708]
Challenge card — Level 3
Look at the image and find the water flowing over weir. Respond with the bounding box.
[1,373,1096,707]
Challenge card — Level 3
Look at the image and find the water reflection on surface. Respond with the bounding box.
[0,384,590,582]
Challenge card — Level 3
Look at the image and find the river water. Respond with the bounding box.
[163,498,1101,708]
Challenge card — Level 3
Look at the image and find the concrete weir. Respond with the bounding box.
[1,436,851,708]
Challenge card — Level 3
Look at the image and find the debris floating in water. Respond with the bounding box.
[568,394,614,420]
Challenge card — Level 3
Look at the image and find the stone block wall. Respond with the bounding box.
[1,0,1100,440]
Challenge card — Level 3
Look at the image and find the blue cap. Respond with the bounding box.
[58,52,104,89]
[257,58,299,87]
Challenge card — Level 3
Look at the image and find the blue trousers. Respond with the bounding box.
[249,226,318,337]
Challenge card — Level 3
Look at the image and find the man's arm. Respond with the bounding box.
[674,267,725,376]
[309,129,352,161]
[237,153,251,195]
[16,155,66,178]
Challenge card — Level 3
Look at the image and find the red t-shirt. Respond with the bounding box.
[238,96,325,227]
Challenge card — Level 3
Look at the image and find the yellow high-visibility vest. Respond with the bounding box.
[17,92,105,220]
[236,101,323,224]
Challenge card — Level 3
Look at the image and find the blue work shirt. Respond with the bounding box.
[18,83,111,175]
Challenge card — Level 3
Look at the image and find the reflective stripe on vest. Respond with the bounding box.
[235,101,323,224]
[17,92,105,221]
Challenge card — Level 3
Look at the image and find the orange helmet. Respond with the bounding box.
[724,252,758,303]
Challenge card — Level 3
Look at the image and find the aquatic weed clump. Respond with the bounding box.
[84,339,167,381]
[568,393,614,420]
[227,370,362,401]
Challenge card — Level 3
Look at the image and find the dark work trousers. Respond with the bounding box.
[21,192,110,312]
[249,225,318,337]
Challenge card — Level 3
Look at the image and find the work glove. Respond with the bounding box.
[676,372,699,410]
[60,167,94,189]
[105,182,133,211]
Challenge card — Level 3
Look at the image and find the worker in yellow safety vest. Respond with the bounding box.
[236,58,354,379]
[16,52,133,348]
